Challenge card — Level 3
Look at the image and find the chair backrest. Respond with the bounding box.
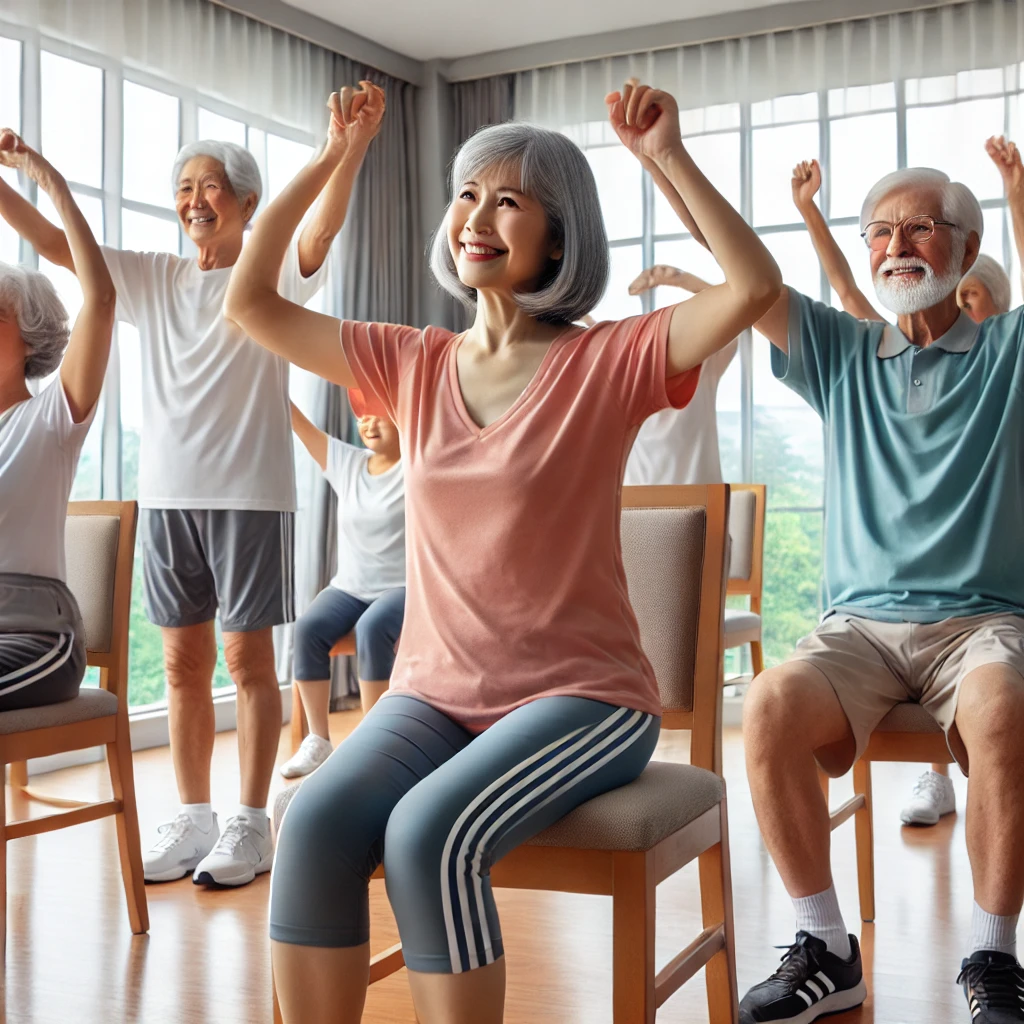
[65,501,138,699]
[621,485,730,773]
[726,484,765,608]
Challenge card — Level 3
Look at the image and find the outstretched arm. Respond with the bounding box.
[986,135,1024,287]
[629,265,712,296]
[608,79,782,375]
[0,171,74,271]
[791,159,882,322]
[290,401,328,471]
[0,131,115,422]
[224,83,385,387]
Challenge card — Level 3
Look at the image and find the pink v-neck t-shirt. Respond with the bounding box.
[340,307,699,732]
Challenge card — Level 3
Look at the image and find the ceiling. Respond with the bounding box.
[283,0,800,62]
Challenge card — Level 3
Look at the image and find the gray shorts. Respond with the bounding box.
[787,611,1024,773]
[141,509,294,632]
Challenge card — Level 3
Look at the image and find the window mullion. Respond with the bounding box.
[739,101,754,485]
[18,34,40,270]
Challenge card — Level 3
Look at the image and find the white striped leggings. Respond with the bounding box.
[0,631,85,711]
[270,693,659,973]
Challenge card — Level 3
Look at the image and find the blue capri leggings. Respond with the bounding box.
[293,586,405,682]
[270,693,659,973]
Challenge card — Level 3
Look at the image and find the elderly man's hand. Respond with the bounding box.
[986,135,1024,198]
[0,129,61,192]
[325,81,386,163]
[791,159,822,211]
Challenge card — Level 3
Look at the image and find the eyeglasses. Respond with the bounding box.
[861,215,957,251]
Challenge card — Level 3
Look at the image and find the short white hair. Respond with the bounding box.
[0,262,69,379]
[171,140,262,218]
[958,253,1011,314]
[429,122,609,325]
[860,167,983,243]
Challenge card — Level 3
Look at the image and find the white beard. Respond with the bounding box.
[873,237,966,315]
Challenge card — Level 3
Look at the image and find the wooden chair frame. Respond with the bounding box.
[725,483,766,677]
[824,719,952,923]
[275,485,738,1024]
[2,501,148,954]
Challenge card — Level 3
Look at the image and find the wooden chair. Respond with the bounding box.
[724,484,766,678]
[2,500,148,954]
[289,632,354,751]
[274,484,738,1023]
[824,703,952,923]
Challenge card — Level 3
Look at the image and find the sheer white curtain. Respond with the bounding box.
[0,0,336,134]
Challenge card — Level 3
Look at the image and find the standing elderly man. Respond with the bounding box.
[0,86,383,889]
[739,166,1024,1024]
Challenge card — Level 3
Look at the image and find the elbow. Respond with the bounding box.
[738,266,784,322]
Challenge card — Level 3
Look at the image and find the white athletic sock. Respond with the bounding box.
[970,901,1018,958]
[181,802,214,832]
[238,804,269,831]
[793,886,852,960]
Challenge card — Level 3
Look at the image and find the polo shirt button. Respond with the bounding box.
[913,378,922,386]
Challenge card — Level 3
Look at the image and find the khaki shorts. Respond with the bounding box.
[787,612,1024,774]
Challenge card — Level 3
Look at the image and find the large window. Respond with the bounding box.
[577,68,1023,669]
[3,28,319,708]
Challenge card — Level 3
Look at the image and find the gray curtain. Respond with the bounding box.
[289,59,422,703]
[444,75,516,332]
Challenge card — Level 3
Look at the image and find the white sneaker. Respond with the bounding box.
[144,812,220,882]
[193,813,274,887]
[279,734,333,779]
[900,770,956,826]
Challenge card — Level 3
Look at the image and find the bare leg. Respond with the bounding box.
[955,664,1024,915]
[358,678,389,716]
[224,628,282,809]
[295,679,331,740]
[932,763,950,776]
[407,960,506,1024]
[743,663,856,897]
[272,940,369,1024]
[163,622,218,804]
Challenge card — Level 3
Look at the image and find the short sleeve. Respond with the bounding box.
[770,288,867,418]
[279,235,329,307]
[324,437,365,497]
[101,246,159,327]
[339,321,426,423]
[590,306,700,427]
[37,376,96,448]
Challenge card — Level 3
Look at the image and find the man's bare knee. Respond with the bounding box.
[957,667,1024,757]
[223,629,277,690]
[162,625,217,689]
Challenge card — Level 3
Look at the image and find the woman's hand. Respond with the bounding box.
[629,265,710,296]
[324,81,386,164]
[986,135,1024,198]
[791,159,822,211]
[606,78,683,167]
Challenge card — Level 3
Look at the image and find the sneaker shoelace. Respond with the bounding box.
[211,817,259,857]
[958,957,1024,1014]
[299,735,326,758]
[768,935,821,986]
[151,813,194,853]
[912,772,948,802]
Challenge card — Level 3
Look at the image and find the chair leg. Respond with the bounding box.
[107,708,149,934]
[612,851,656,1024]
[853,759,875,923]
[290,684,307,754]
[8,762,27,790]
[817,768,830,804]
[273,970,283,1024]
[750,640,764,678]
[1,771,6,963]
[699,798,740,1024]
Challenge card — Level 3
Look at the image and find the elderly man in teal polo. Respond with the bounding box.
[739,166,1024,1024]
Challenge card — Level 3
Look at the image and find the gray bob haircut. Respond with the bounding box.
[958,253,1011,314]
[429,122,609,325]
[171,140,262,217]
[860,167,983,243]
[0,263,70,379]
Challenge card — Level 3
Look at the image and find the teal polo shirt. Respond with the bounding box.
[771,288,1024,622]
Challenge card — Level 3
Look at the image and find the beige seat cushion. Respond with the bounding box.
[527,761,724,852]
[874,702,943,734]
[0,688,118,735]
[273,762,724,854]
[724,608,761,646]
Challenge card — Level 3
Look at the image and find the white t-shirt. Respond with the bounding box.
[324,437,405,601]
[102,239,328,511]
[624,339,738,486]
[0,379,95,581]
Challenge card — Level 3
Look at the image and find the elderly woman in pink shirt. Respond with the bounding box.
[224,79,781,1024]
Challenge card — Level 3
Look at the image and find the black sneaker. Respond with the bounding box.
[959,950,1024,1022]
[739,931,867,1023]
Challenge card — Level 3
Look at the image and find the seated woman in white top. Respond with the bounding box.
[0,130,115,711]
[621,264,737,485]
[280,395,405,778]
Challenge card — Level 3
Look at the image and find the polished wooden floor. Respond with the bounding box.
[1,711,979,1023]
